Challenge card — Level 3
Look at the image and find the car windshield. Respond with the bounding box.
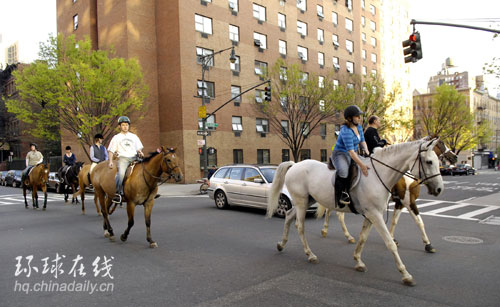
[260,168,276,183]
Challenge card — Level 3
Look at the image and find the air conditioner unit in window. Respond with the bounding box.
[229,2,235,9]
[333,41,340,48]
[317,12,324,18]
[255,97,263,103]
[333,63,340,71]
[298,52,305,60]
[254,39,262,47]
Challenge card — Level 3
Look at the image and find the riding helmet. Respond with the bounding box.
[344,105,364,120]
[65,146,71,150]
[118,116,131,125]
[94,133,104,139]
[30,143,38,149]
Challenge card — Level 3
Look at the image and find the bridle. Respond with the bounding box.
[141,150,181,192]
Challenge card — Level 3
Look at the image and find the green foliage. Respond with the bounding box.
[5,34,148,158]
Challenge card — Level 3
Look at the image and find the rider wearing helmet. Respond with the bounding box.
[331,105,370,208]
[90,133,108,173]
[107,116,144,203]
[22,143,44,187]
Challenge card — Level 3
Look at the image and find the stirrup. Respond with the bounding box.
[112,194,122,204]
[339,192,351,207]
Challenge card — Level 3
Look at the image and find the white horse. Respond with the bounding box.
[266,138,444,286]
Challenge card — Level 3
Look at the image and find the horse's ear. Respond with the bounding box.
[160,146,167,153]
[426,138,440,151]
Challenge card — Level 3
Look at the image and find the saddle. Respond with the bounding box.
[329,157,362,214]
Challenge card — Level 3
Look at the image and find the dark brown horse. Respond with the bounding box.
[58,162,84,204]
[23,163,50,210]
[91,146,183,247]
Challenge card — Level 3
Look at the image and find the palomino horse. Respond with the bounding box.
[73,163,102,215]
[22,163,50,210]
[267,138,444,286]
[58,162,84,204]
[91,146,182,247]
[317,138,458,253]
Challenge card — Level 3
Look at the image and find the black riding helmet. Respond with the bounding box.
[118,116,131,125]
[30,143,38,149]
[344,105,364,120]
[94,133,104,139]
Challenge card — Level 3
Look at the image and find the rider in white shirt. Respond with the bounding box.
[107,116,144,203]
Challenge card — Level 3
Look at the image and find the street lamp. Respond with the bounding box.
[198,46,236,178]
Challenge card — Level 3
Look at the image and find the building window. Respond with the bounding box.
[254,60,267,76]
[257,149,270,164]
[347,83,354,89]
[195,14,212,35]
[256,118,269,133]
[318,52,324,66]
[317,28,324,43]
[198,114,216,130]
[233,149,243,164]
[230,55,240,72]
[279,40,287,55]
[282,149,290,162]
[281,120,289,136]
[278,13,286,29]
[371,53,377,63]
[280,96,288,111]
[346,0,353,11]
[255,89,264,103]
[196,47,214,66]
[229,25,239,42]
[318,76,325,88]
[280,67,288,81]
[332,11,338,26]
[361,16,365,26]
[301,122,310,136]
[232,86,241,105]
[345,18,353,32]
[73,0,77,3]
[371,69,377,77]
[361,0,365,9]
[370,20,376,31]
[297,46,308,61]
[332,34,339,48]
[320,149,327,162]
[317,5,324,18]
[197,80,215,99]
[301,72,309,83]
[371,37,377,47]
[297,0,306,11]
[333,56,340,71]
[346,61,354,74]
[300,149,311,161]
[320,123,327,137]
[73,14,78,30]
[370,4,376,15]
[297,20,307,36]
[333,79,339,89]
[362,66,367,76]
[253,3,266,22]
[232,116,243,131]
[346,39,353,53]
[253,32,267,49]
[362,32,366,42]
[362,49,366,60]
[201,149,217,169]
[229,0,238,12]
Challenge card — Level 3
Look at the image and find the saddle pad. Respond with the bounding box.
[330,161,362,192]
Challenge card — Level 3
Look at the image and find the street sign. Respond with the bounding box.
[198,106,207,119]
[206,123,219,128]
[197,131,210,136]
[197,139,205,146]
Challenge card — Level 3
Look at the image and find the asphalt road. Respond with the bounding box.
[0,171,499,307]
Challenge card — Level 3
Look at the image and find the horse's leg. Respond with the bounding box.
[144,199,157,248]
[320,208,331,238]
[33,186,39,209]
[80,184,86,214]
[73,185,79,204]
[94,195,101,216]
[23,186,28,208]
[109,200,118,215]
[407,204,435,253]
[337,212,356,243]
[42,185,47,210]
[100,193,115,241]
[295,201,318,263]
[277,206,297,251]
[389,201,404,246]
[64,184,69,203]
[367,211,415,286]
[353,217,373,272]
[120,201,136,242]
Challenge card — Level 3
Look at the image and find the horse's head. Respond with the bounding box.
[409,138,444,196]
[39,164,50,185]
[160,146,183,182]
[75,162,85,174]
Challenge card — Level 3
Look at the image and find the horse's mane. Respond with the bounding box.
[142,151,161,162]
[372,139,426,158]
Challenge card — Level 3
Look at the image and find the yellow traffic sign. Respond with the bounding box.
[198,106,207,119]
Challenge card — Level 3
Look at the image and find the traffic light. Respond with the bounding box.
[402,32,423,63]
[264,82,272,101]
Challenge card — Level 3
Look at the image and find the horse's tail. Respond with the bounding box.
[315,204,327,219]
[266,161,295,218]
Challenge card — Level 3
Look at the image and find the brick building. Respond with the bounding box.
[57,0,383,182]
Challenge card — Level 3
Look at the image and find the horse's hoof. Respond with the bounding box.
[308,256,319,264]
[109,236,116,242]
[81,211,85,215]
[104,231,110,238]
[321,229,328,238]
[42,208,46,211]
[393,238,399,246]
[355,265,367,272]
[98,213,102,216]
[403,277,416,286]
[120,234,127,242]
[150,242,158,248]
[25,206,28,209]
[277,243,284,252]
[425,244,436,253]
[348,237,356,244]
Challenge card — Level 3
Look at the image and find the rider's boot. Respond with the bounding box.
[335,176,351,208]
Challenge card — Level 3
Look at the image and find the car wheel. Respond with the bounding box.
[275,195,292,218]
[215,191,229,209]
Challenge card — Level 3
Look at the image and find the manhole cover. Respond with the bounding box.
[442,236,483,244]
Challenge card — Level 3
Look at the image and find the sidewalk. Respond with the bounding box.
[157,183,201,196]
[468,192,500,207]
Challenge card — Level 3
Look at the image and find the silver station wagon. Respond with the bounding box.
[208,164,316,218]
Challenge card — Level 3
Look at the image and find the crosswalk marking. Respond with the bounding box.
[424,203,471,215]
[458,206,500,219]
[411,200,442,208]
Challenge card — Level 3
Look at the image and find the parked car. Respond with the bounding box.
[0,170,8,186]
[47,172,62,193]
[440,165,453,176]
[5,170,22,188]
[208,164,317,218]
[452,164,476,176]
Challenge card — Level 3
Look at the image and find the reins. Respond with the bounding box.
[139,152,180,205]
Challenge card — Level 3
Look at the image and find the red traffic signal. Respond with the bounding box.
[264,82,272,101]
[402,32,423,63]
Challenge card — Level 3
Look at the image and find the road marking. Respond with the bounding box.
[412,200,443,208]
[458,197,476,203]
[458,206,500,219]
[424,203,472,215]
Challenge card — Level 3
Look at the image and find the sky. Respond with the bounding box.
[1,0,499,95]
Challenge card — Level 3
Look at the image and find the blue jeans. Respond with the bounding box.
[331,150,351,178]
[115,157,134,194]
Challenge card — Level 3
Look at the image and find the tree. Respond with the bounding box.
[253,59,347,161]
[6,34,148,158]
[418,84,492,155]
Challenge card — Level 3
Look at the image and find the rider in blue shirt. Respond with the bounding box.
[331,105,370,208]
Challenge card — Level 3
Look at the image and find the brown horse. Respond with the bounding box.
[73,164,102,215]
[22,163,50,210]
[91,146,182,247]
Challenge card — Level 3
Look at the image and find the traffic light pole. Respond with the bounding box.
[410,19,500,34]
